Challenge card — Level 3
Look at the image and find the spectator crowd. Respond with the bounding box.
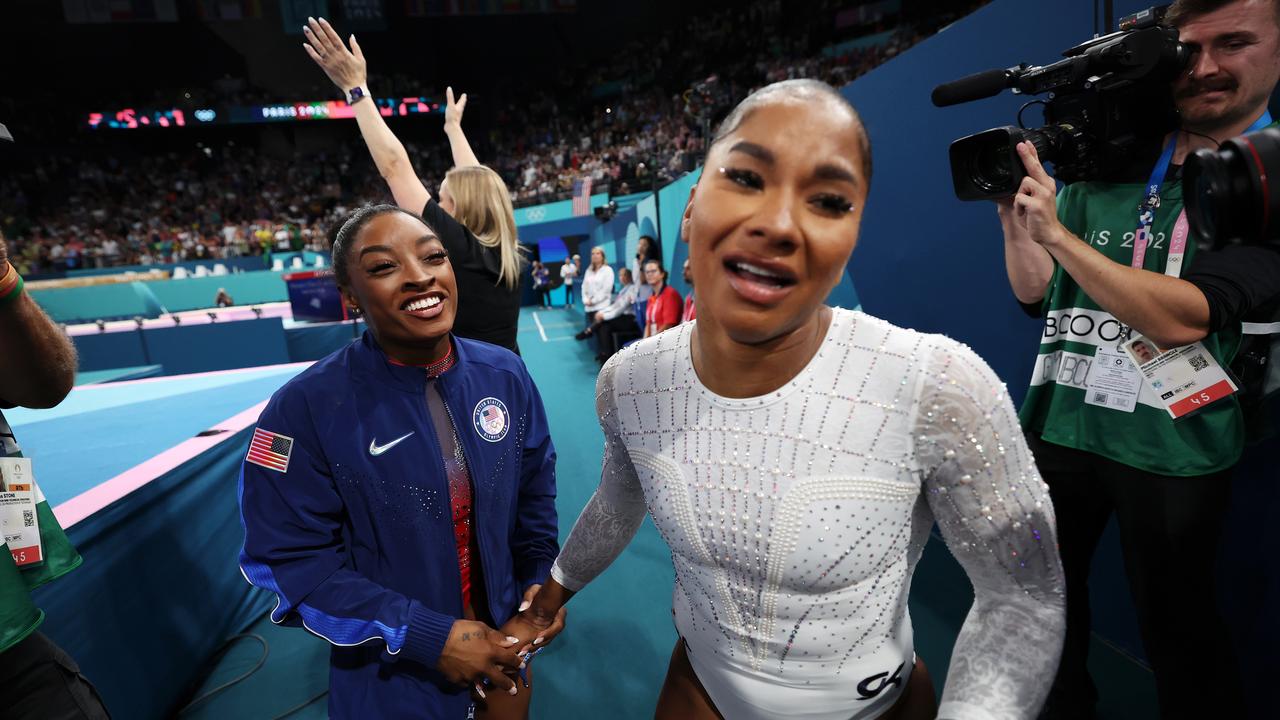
[1,0,987,276]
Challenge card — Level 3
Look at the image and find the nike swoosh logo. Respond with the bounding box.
[369,432,415,456]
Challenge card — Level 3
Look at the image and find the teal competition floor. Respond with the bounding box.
[187,306,1158,719]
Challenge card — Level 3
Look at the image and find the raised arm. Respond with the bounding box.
[443,87,481,168]
[303,17,430,212]
[0,237,76,408]
[914,338,1066,720]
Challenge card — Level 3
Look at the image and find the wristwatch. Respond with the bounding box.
[346,85,368,105]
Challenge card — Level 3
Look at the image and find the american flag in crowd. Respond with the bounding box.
[571,177,593,216]
[246,427,294,472]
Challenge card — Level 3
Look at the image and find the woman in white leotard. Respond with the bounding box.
[520,80,1066,719]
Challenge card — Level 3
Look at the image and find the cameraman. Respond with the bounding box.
[1000,1,1280,718]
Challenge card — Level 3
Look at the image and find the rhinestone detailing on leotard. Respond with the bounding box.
[552,309,1066,720]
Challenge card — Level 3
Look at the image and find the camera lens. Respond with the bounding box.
[950,126,1027,200]
[1185,127,1280,247]
[1185,153,1228,242]
[970,143,1013,194]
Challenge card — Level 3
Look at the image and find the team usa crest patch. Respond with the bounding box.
[473,398,509,442]
[247,427,294,472]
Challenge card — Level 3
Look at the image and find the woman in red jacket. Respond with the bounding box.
[641,259,682,337]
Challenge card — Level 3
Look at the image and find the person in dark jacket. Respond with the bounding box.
[239,205,563,719]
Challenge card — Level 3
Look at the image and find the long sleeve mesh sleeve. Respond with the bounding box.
[550,353,649,592]
[914,338,1067,720]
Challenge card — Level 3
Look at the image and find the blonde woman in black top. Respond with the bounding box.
[303,16,523,352]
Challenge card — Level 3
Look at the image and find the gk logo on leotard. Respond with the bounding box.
[856,662,905,701]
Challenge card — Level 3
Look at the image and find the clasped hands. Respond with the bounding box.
[436,584,567,699]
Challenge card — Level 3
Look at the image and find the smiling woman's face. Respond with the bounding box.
[682,94,868,346]
[341,212,458,361]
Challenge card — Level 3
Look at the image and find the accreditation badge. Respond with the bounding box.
[0,459,42,567]
[1122,336,1238,419]
[1083,345,1142,413]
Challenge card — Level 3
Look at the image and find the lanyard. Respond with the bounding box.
[1133,110,1274,272]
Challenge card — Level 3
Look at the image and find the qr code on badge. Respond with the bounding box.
[22,509,33,527]
[1189,354,1209,372]
[1093,392,1108,403]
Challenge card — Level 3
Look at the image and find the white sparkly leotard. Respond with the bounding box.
[551,309,1066,720]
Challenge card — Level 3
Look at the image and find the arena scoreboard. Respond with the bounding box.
[87,97,442,130]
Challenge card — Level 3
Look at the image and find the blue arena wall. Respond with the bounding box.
[74,318,292,374]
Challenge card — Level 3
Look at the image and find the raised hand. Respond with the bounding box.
[445,86,468,130]
[301,16,367,94]
[436,619,523,697]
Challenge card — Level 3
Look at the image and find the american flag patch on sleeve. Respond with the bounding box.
[247,428,294,473]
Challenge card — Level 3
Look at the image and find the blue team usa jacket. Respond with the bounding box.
[238,332,559,719]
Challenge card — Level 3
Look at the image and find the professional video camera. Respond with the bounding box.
[934,6,1189,201]
[1184,126,1280,248]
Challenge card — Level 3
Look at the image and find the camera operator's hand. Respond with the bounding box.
[302,17,367,94]
[444,87,468,132]
[997,143,1059,304]
[1011,142,1070,249]
[995,196,1031,243]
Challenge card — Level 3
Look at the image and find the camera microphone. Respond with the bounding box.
[931,68,1017,107]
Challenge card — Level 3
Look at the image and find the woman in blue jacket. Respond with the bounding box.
[239,204,562,719]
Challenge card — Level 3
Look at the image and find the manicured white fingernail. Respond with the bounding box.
[508,685,519,696]
[518,600,531,612]
[475,684,486,699]
[506,636,519,644]
[533,637,544,645]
